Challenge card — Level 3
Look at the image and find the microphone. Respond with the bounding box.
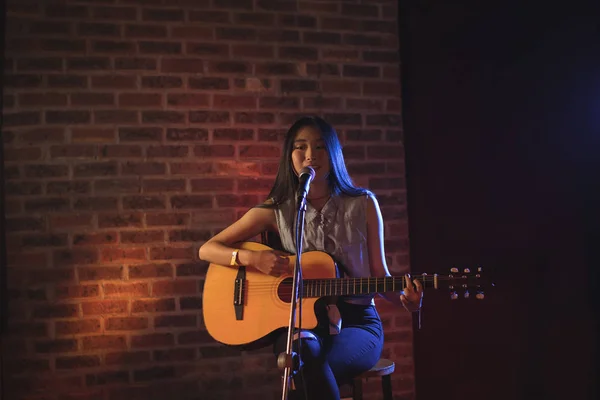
[296,166,315,203]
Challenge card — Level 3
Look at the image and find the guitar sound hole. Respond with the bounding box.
[277,278,294,303]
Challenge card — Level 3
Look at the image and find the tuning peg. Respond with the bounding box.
[476,290,485,300]
[450,291,458,300]
[450,267,459,273]
[463,290,470,299]
[463,268,470,273]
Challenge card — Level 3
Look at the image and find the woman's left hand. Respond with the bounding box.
[400,274,423,312]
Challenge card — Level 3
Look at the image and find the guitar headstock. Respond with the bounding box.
[447,266,488,300]
[420,266,493,300]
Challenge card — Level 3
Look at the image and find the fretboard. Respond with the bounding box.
[301,275,439,297]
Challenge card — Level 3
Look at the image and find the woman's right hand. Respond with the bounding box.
[246,250,291,276]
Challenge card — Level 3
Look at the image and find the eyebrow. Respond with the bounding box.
[293,138,325,142]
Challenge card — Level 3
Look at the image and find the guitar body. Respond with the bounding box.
[202,242,337,346]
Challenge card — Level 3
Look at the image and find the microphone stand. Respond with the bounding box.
[278,195,308,400]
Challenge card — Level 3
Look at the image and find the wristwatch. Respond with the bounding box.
[230,249,240,267]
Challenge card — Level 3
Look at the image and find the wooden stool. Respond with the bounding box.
[351,358,395,400]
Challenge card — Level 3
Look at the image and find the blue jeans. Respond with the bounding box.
[274,298,384,400]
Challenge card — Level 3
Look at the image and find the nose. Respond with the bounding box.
[305,146,315,161]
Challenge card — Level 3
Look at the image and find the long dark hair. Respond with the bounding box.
[263,116,368,206]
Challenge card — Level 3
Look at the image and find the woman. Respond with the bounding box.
[199,116,423,400]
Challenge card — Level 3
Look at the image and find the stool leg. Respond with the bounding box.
[352,378,363,400]
[382,375,392,400]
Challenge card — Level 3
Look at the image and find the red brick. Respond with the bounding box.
[154,315,197,328]
[55,285,100,300]
[35,339,78,354]
[132,299,175,313]
[67,57,111,71]
[50,145,97,159]
[78,266,124,281]
[5,74,43,88]
[128,263,173,279]
[141,111,185,124]
[171,26,213,39]
[24,164,68,178]
[56,320,102,336]
[146,213,189,227]
[73,197,119,211]
[232,44,275,59]
[4,111,42,126]
[72,128,115,143]
[122,162,166,176]
[104,283,150,297]
[139,41,182,54]
[106,317,148,331]
[82,335,127,350]
[169,162,212,175]
[141,75,183,88]
[20,93,67,107]
[78,22,120,37]
[170,195,211,209]
[149,246,193,261]
[119,93,162,107]
[32,304,79,319]
[258,29,300,43]
[142,179,186,193]
[86,370,129,386]
[190,178,234,192]
[7,322,49,338]
[98,213,143,228]
[122,196,166,210]
[322,80,361,94]
[95,179,142,193]
[125,24,168,38]
[82,301,128,316]
[239,145,280,158]
[115,57,157,71]
[92,6,137,21]
[94,110,138,124]
[100,145,143,158]
[178,330,212,344]
[207,61,250,74]
[176,262,209,277]
[152,280,198,296]
[119,127,163,142]
[56,355,101,370]
[53,249,99,266]
[166,94,210,108]
[131,333,174,348]
[3,147,42,162]
[71,93,115,106]
[121,231,165,244]
[215,194,260,208]
[214,160,260,177]
[213,95,257,109]
[105,351,151,365]
[304,96,343,110]
[91,75,137,89]
[22,233,68,247]
[47,181,91,195]
[101,247,147,263]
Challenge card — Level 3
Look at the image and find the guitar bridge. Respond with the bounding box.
[233,266,246,321]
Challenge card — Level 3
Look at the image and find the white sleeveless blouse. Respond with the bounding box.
[273,193,375,305]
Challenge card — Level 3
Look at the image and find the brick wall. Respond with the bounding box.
[1,1,412,399]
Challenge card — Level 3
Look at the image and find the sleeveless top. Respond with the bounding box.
[273,193,375,306]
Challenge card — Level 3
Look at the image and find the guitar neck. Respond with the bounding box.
[302,275,440,297]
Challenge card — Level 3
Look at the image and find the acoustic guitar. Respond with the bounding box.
[202,241,486,345]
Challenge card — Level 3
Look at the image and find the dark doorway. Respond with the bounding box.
[398,1,599,399]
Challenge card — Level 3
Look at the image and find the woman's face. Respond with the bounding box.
[291,126,330,183]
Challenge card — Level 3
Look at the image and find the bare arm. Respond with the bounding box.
[198,206,290,276]
[365,194,422,311]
